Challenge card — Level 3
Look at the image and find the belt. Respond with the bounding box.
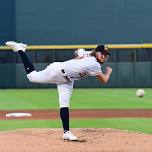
[61,69,65,74]
[61,69,71,81]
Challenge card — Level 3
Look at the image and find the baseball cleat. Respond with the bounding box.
[63,131,78,141]
[5,41,27,52]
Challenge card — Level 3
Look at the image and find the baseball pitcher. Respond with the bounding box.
[6,41,112,141]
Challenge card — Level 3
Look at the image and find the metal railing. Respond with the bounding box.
[1,43,152,50]
[0,44,152,63]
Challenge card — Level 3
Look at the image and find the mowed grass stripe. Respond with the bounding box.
[0,89,152,110]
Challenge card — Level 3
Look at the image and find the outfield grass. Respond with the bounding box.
[0,88,151,110]
[0,118,152,133]
[0,89,152,133]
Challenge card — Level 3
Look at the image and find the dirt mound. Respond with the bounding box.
[0,128,152,152]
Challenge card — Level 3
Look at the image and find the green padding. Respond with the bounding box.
[0,64,16,88]
[117,62,134,87]
[75,77,100,88]
[135,62,152,87]
[15,64,30,88]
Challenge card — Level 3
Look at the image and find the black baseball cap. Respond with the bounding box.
[95,44,111,56]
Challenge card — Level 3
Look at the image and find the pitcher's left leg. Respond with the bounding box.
[57,82,77,141]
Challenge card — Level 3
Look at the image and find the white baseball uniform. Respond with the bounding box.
[27,50,102,108]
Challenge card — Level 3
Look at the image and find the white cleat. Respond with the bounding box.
[63,131,78,141]
[5,41,27,52]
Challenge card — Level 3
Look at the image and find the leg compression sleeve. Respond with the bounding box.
[60,107,69,132]
[18,50,35,74]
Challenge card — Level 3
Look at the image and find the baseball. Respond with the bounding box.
[136,89,145,97]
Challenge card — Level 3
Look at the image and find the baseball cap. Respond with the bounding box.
[95,44,111,56]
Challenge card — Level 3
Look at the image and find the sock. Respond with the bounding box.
[60,107,69,133]
[18,50,35,74]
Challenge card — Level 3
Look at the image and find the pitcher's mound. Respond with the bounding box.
[0,128,152,152]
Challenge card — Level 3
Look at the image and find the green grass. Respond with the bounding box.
[72,88,152,109]
[0,88,152,110]
[1,89,152,133]
[0,89,58,109]
[0,118,152,133]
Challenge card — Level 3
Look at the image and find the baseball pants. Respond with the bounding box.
[27,62,73,107]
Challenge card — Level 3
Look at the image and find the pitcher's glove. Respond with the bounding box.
[74,49,91,57]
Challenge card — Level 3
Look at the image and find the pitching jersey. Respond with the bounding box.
[62,56,102,81]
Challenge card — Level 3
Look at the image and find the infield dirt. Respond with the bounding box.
[0,128,152,152]
[1,109,152,151]
[1,109,152,120]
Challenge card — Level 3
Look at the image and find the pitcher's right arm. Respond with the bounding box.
[96,67,112,83]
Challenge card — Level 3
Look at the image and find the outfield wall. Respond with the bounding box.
[1,0,152,44]
[15,0,152,44]
[0,0,15,44]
